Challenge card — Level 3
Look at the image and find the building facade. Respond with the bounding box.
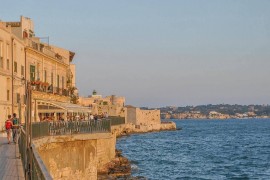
[0,19,26,129]
[1,16,88,129]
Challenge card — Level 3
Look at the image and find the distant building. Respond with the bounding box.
[126,106,160,126]
[78,91,125,117]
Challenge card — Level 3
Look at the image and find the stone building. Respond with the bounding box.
[0,16,90,129]
[126,106,161,126]
[79,91,125,117]
[0,19,26,129]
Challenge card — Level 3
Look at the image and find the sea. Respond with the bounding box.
[116,119,270,180]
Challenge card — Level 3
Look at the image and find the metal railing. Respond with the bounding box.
[18,117,121,179]
[18,128,53,180]
[109,116,125,126]
[31,85,70,97]
[31,119,111,139]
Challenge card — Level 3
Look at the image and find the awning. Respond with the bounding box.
[36,99,91,113]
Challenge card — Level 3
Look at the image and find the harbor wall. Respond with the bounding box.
[34,133,116,180]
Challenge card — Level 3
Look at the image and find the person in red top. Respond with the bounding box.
[5,115,13,144]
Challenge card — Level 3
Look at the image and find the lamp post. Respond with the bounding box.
[25,81,32,179]
[13,77,26,124]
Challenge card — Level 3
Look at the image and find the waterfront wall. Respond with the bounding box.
[126,107,160,126]
[34,133,116,180]
[111,121,176,137]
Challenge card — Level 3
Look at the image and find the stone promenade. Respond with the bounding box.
[0,133,25,180]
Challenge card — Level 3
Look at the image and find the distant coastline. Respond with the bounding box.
[162,117,270,120]
[156,104,270,120]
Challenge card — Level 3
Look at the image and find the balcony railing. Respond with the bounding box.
[31,83,70,97]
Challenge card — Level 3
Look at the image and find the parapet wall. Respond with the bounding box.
[34,133,116,180]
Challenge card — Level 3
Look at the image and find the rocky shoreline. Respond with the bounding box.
[98,149,131,179]
[98,122,177,179]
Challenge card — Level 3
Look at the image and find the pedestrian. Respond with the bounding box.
[90,113,94,121]
[94,114,98,121]
[105,112,109,118]
[5,115,13,144]
[12,113,19,143]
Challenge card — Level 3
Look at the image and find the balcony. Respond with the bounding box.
[31,81,70,97]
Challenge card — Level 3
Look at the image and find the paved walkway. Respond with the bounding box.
[0,133,25,180]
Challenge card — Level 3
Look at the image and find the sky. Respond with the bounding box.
[1,0,270,107]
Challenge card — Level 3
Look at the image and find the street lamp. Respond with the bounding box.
[13,77,26,124]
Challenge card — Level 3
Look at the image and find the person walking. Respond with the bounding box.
[5,115,13,144]
[12,113,19,143]
[89,113,94,121]
[94,114,98,122]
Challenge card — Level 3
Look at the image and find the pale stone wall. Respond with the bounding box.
[126,107,160,126]
[136,109,160,125]
[126,107,137,125]
[0,21,26,127]
[91,105,125,117]
[50,45,71,65]
[35,133,116,180]
[9,16,34,40]
[70,64,76,87]
[79,95,125,107]
[96,134,116,169]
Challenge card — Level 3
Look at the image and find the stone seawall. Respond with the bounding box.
[33,121,176,180]
[111,121,177,137]
[34,133,115,180]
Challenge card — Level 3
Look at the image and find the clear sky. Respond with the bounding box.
[1,0,270,107]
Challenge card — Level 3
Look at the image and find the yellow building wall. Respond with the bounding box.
[0,21,26,127]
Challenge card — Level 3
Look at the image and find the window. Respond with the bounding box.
[21,65,24,76]
[0,41,3,68]
[6,44,9,70]
[7,59,9,70]
[37,63,40,80]
[51,72,54,86]
[62,76,64,89]
[0,41,3,56]
[0,56,3,68]
[57,75,60,88]
[30,65,35,81]
[14,61,17,73]
[44,70,47,82]
[16,93,20,103]
[7,90,10,101]
[14,44,16,61]
[6,44,9,59]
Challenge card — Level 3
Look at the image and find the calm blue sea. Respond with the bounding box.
[116,119,270,180]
